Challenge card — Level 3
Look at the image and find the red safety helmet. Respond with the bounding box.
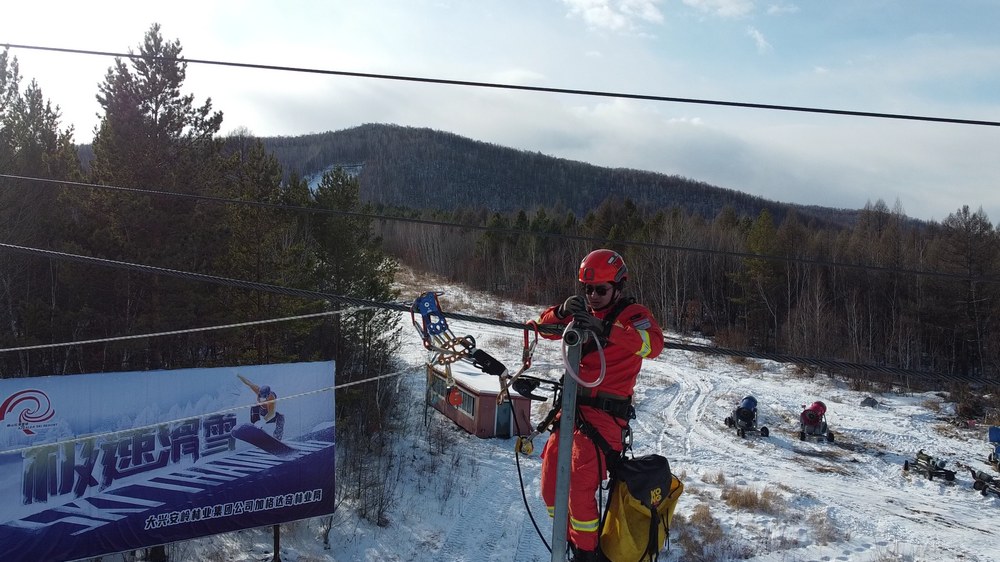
[578,249,628,284]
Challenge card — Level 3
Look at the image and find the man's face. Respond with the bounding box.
[582,283,614,310]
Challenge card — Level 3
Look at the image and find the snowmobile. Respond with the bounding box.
[988,426,1000,471]
[724,395,769,438]
[902,449,956,481]
[798,400,834,442]
[969,468,1000,498]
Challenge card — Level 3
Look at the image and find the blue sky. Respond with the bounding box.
[2,0,999,222]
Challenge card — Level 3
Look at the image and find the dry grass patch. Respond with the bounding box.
[686,486,715,501]
[437,292,471,313]
[807,511,847,545]
[773,481,796,494]
[849,375,879,392]
[791,451,854,476]
[484,335,512,351]
[920,398,943,413]
[701,470,726,485]
[727,354,748,367]
[753,524,803,554]
[672,503,755,561]
[393,265,449,295]
[810,464,853,476]
[791,364,819,378]
[984,407,1000,425]
[686,504,723,543]
[931,422,973,439]
[720,484,785,515]
[727,355,764,373]
[672,504,721,559]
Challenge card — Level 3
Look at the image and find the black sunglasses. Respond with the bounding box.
[583,284,612,296]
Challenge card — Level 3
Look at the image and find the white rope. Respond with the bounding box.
[0,308,374,354]
[561,321,606,388]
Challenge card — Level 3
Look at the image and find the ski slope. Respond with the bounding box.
[185,278,999,561]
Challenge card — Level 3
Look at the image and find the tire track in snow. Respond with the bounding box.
[632,356,771,478]
[631,353,984,559]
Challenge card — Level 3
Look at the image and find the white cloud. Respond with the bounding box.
[488,68,547,85]
[666,116,705,125]
[5,0,999,223]
[682,0,755,18]
[619,0,666,23]
[766,2,799,15]
[747,25,772,54]
[560,0,664,31]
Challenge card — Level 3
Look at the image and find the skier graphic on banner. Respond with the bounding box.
[238,374,285,440]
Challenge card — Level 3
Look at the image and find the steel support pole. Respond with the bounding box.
[550,327,582,562]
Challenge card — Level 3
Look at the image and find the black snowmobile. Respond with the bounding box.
[724,395,769,438]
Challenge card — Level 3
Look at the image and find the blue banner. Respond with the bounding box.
[0,361,336,562]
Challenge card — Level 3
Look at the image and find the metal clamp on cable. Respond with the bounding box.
[563,326,582,346]
[561,322,605,388]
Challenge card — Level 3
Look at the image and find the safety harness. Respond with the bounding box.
[576,393,635,420]
[542,295,639,455]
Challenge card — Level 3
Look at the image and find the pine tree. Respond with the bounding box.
[308,167,400,521]
[936,206,998,376]
[309,166,399,393]
[0,49,83,376]
[66,23,227,370]
[216,131,320,364]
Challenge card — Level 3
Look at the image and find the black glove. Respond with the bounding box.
[572,310,608,339]
[557,295,587,319]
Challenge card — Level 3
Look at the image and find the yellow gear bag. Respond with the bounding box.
[599,454,684,562]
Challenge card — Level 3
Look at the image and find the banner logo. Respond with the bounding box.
[0,389,55,435]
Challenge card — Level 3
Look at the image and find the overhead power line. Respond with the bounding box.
[3,43,999,127]
[0,241,409,313]
[0,310,346,353]
[0,241,992,388]
[4,173,998,285]
[1,39,994,385]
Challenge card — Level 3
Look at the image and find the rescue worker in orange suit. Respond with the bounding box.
[536,249,664,562]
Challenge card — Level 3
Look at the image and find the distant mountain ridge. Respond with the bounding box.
[265,124,859,224]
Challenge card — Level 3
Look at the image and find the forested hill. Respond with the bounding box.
[260,123,859,225]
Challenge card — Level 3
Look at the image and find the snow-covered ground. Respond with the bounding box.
[178,277,999,562]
